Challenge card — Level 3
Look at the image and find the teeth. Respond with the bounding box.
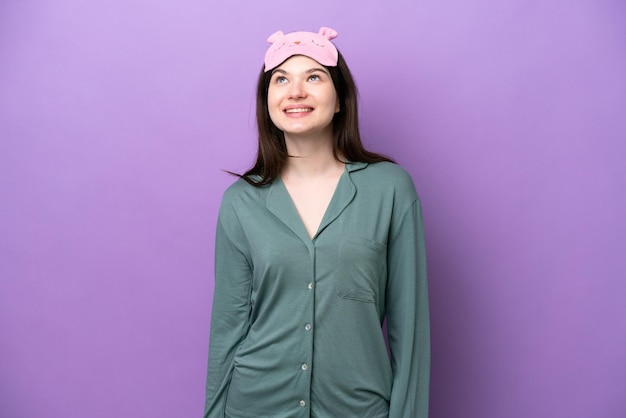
[285,108,312,113]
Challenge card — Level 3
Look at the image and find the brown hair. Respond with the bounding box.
[239,51,394,186]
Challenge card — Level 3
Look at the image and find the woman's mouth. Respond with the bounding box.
[285,107,313,114]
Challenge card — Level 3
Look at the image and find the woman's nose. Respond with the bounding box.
[287,80,306,99]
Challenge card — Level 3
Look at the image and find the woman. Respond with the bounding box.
[204,27,430,418]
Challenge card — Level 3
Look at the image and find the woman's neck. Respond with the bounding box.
[283,133,344,179]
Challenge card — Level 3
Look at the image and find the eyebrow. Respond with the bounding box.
[271,67,330,76]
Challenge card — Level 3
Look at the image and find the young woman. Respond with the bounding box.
[203,27,430,418]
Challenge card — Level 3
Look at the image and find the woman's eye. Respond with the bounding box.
[308,74,321,81]
[275,76,287,84]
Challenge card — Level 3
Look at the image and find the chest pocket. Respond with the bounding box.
[335,235,387,303]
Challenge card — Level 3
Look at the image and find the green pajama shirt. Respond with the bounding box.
[204,161,430,418]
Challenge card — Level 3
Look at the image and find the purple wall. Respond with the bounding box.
[1,1,624,417]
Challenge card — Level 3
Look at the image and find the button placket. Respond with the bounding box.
[300,248,315,412]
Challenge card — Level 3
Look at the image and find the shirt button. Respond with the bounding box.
[307,282,313,289]
[301,363,308,371]
[304,323,312,331]
[300,400,306,407]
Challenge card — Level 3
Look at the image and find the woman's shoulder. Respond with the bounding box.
[355,161,418,195]
[364,160,411,177]
[221,176,271,205]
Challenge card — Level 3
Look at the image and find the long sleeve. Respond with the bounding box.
[203,208,252,418]
[386,198,431,418]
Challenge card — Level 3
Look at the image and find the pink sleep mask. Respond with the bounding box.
[264,27,339,72]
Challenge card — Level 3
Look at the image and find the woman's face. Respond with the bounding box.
[267,55,340,140]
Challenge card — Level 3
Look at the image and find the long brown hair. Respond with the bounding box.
[239,51,394,186]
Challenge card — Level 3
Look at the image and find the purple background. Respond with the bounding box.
[1,1,625,417]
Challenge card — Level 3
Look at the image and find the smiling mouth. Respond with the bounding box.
[285,107,313,114]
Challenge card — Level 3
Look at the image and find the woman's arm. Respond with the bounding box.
[203,208,252,418]
[386,198,431,418]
